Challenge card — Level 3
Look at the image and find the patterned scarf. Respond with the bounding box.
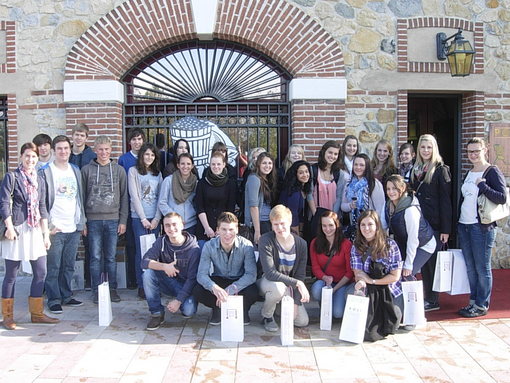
[412,162,429,182]
[19,165,41,228]
[399,162,413,179]
[346,176,370,230]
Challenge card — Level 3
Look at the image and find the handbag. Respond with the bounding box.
[432,249,452,292]
[477,165,510,224]
[339,291,369,344]
[221,285,244,342]
[401,277,426,326]
[280,287,294,346]
[448,249,470,295]
[319,286,333,331]
[432,248,470,295]
[98,273,113,326]
[0,172,16,241]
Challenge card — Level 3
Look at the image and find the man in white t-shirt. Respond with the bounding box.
[40,135,86,314]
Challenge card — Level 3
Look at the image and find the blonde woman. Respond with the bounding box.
[410,134,452,312]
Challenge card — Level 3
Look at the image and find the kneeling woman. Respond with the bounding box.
[310,210,353,319]
[351,210,403,342]
[258,205,310,332]
[384,175,436,277]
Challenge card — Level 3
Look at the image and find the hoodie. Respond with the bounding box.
[70,145,96,170]
[81,159,129,224]
[141,231,200,303]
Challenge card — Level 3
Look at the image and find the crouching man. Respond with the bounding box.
[193,212,258,325]
[142,212,200,331]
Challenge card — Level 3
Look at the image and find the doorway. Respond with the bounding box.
[407,94,461,241]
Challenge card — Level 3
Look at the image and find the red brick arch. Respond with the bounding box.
[64,0,345,80]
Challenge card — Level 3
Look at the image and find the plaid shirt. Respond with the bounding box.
[350,238,403,298]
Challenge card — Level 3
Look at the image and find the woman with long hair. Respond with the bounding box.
[339,135,360,177]
[280,144,306,178]
[341,153,385,239]
[371,139,398,186]
[162,139,196,178]
[310,210,353,319]
[278,160,313,235]
[350,210,402,342]
[410,134,452,312]
[311,141,342,212]
[398,143,415,183]
[457,138,506,318]
[195,150,237,243]
[128,143,163,298]
[244,152,277,245]
[384,175,436,277]
[1,143,59,330]
[258,205,310,332]
[158,152,198,234]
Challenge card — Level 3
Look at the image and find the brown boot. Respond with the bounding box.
[2,298,16,330]
[28,297,60,324]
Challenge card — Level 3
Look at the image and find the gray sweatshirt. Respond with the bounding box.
[81,159,129,224]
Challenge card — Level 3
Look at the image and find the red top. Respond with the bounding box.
[310,238,354,283]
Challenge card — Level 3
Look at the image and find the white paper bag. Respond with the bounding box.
[221,295,244,342]
[339,294,369,344]
[280,294,294,346]
[449,249,470,295]
[432,251,453,292]
[140,233,156,259]
[320,286,333,331]
[98,275,112,326]
[402,280,427,326]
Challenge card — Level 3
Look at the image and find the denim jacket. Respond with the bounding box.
[197,235,257,292]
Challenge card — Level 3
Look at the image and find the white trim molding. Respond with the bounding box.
[289,78,347,101]
[63,80,124,103]
[191,0,218,40]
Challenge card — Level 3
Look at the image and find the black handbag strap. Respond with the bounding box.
[322,246,336,274]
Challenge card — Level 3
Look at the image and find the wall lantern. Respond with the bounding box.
[436,29,475,77]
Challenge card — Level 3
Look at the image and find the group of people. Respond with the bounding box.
[1,126,507,343]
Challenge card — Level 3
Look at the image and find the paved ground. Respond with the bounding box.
[1,277,510,383]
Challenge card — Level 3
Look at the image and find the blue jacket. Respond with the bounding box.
[0,169,48,226]
[142,231,200,303]
[69,145,96,170]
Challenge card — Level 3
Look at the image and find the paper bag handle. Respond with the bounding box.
[226,284,239,296]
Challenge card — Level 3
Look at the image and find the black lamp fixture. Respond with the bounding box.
[436,28,475,77]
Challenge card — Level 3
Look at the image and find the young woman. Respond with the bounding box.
[384,175,436,277]
[457,138,507,318]
[371,139,398,186]
[340,135,360,178]
[244,152,277,245]
[312,141,342,212]
[202,141,237,181]
[341,153,385,240]
[310,210,353,319]
[258,205,310,332]
[195,150,237,243]
[410,134,452,312]
[158,153,198,234]
[398,143,415,183]
[1,143,59,330]
[278,160,313,235]
[162,139,196,178]
[128,143,163,298]
[350,210,402,342]
[279,144,306,179]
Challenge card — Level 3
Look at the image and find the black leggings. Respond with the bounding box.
[1,257,47,298]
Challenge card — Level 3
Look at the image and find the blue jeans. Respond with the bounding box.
[311,280,352,319]
[131,218,160,289]
[88,220,119,292]
[458,223,496,310]
[143,269,197,317]
[45,231,81,307]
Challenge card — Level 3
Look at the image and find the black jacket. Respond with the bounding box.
[410,164,452,234]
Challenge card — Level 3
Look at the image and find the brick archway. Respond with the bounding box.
[64,0,346,157]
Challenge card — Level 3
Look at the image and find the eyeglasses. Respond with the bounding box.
[467,149,482,154]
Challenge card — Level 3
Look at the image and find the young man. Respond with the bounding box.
[40,135,86,313]
[193,212,258,325]
[69,123,96,169]
[142,212,200,331]
[33,133,54,170]
[82,136,129,303]
[118,128,146,292]
[69,123,96,291]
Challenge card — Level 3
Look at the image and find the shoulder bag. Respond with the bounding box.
[477,166,510,224]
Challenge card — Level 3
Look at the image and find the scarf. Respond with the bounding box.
[346,177,370,229]
[172,171,197,204]
[19,166,41,228]
[399,162,413,179]
[412,162,429,182]
[205,167,228,187]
